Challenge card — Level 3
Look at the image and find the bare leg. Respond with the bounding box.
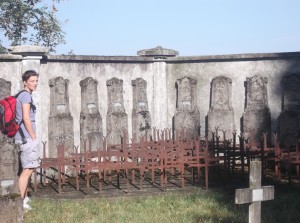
[19,168,34,198]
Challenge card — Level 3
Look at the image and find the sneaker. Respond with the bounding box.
[23,201,32,210]
[23,196,31,203]
[23,196,32,210]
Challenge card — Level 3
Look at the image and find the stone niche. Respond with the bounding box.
[48,77,74,157]
[278,73,300,145]
[132,78,151,141]
[243,75,271,145]
[174,76,200,138]
[207,76,234,140]
[106,78,128,145]
[79,77,103,151]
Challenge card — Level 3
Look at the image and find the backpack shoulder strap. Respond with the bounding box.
[14,90,27,98]
[15,90,33,143]
[15,90,33,107]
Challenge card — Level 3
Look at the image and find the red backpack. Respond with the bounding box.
[0,90,26,138]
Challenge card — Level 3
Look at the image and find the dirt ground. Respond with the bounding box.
[28,165,300,200]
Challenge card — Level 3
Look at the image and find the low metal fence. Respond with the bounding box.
[34,129,220,193]
[33,128,300,194]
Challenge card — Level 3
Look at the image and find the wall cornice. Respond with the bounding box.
[167,52,300,63]
[40,51,300,64]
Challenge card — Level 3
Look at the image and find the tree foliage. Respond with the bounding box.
[0,40,7,54]
[0,0,65,53]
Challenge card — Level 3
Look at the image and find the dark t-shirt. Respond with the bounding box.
[14,91,36,140]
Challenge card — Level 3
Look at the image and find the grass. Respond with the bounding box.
[23,184,300,223]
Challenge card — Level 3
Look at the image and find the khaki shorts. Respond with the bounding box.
[19,139,40,169]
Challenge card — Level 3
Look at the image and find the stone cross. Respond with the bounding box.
[235,161,274,223]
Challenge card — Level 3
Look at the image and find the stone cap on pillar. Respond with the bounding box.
[8,45,49,57]
[137,46,179,58]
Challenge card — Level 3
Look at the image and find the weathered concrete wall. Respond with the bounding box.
[1,46,300,156]
[38,57,159,152]
[166,55,300,137]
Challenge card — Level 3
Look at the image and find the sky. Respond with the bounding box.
[7,0,300,56]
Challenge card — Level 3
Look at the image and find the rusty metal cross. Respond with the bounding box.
[235,160,274,223]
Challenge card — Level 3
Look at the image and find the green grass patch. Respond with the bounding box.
[23,186,300,223]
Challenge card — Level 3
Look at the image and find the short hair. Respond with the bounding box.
[22,70,39,82]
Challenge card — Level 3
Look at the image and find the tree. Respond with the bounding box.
[0,0,65,53]
[0,40,7,53]
[31,9,65,51]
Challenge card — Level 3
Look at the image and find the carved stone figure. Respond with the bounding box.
[132,78,151,141]
[106,78,128,144]
[80,77,103,151]
[49,77,70,115]
[0,78,11,100]
[210,76,233,111]
[207,76,234,140]
[243,75,271,145]
[246,75,268,110]
[174,76,200,138]
[48,77,74,157]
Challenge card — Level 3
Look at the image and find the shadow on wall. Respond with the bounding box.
[277,70,300,146]
[203,60,300,146]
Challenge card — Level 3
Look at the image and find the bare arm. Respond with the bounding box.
[22,103,36,140]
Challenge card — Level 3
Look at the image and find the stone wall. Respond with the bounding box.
[0,78,20,195]
[1,46,300,158]
[0,197,23,223]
